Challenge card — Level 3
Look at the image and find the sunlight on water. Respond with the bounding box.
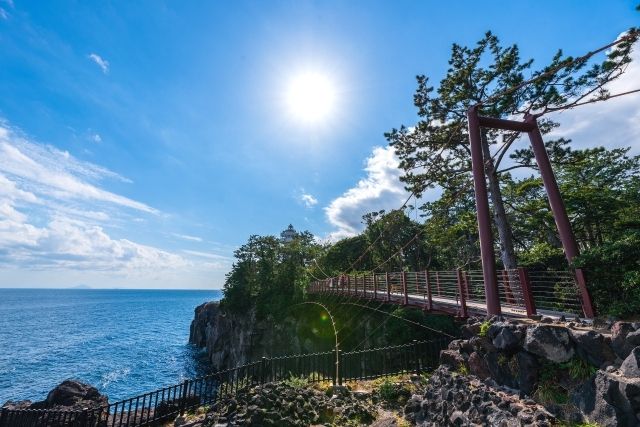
[0,289,221,403]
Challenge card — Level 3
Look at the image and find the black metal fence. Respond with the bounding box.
[0,338,449,427]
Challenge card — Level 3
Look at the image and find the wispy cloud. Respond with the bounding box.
[0,8,8,20]
[0,124,155,214]
[182,249,232,261]
[548,38,640,153]
[172,233,203,242]
[88,53,109,74]
[300,193,318,208]
[0,119,228,280]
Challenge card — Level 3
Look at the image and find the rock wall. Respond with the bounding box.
[189,301,319,371]
[440,317,640,426]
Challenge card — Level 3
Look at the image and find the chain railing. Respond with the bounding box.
[309,268,590,318]
[0,338,449,427]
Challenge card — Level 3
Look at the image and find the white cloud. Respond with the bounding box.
[92,133,102,143]
[172,233,203,242]
[182,249,232,261]
[300,193,318,208]
[324,146,410,241]
[0,120,230,284]
[547,39,640,153]
[0,8,8,19]
[88,53,109,74]
[0,124,155,214]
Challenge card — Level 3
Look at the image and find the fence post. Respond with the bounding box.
[337,349,343,385]
[436,271,442,296]
[574,268,595,319]
[402,271,409,305]
[425,270,433,310]
[413,340,421,375]
[456,269,468,318]
[373,274,378,300]
[385,272,390,302]
[517,267,537,317]
[178,379,189,416]
[347,275,351,295]
[261,357,267,384]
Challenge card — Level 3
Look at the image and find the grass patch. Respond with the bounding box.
[283,374,309,389]
[560,358,597,381]
[479,320,491,337]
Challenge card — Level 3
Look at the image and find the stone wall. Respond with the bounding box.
[438,316,640,426]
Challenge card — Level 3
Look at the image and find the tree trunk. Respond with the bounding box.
[480,132,518,270]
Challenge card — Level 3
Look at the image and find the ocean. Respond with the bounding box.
[0,288,221,404]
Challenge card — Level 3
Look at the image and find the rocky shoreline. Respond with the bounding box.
[5,309,640,426]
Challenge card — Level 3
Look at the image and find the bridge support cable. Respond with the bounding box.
[337,302,456,340]
[289,301,341,385]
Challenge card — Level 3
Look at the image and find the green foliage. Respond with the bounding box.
[479,320,491,337]
[221,230,322,320]
[560,358,597,381]
[283,374,309,389]
[373,376,412,405]
[534,375,569,405]
[456,364,469,375]
[575,230,640,317]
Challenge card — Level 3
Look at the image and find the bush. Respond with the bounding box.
[574,231,640,318]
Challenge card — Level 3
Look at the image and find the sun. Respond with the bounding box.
[287,72,335,123]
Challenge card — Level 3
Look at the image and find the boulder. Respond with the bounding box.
[485,352,517,389]
[620,346,640,378]
[43,380,108,409]
[611,322,636,358]
[569,329,616,367]
[574,370,640,427]
[619,330,640,360]
[516,351,539,396]
[468,352,490,380]
[440,350,465,370]
[523,325,574,363]
[492,327,522,353]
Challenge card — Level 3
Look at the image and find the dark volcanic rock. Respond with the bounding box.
[523,325,574,363]
[439,350,465,370]
[574,370,640,427]
[492,326,522,353]
[2,380,108,412]
[43,380,108,409]
[620,346,640,378]
[570,329,616,367]
[404,366,555,426]
[468,351,490,379]
[611,321,636,358]
[516,351,539,396]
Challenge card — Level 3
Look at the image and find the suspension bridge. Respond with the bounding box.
[307,268,592,319]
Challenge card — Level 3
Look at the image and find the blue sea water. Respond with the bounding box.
[0,288,221,404]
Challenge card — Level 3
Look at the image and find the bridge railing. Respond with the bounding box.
[0,338,449,427]
[309,268,588,318]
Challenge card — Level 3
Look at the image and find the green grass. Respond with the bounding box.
[283,374,309,389]
[479,320,491,337]
[560,358,597,381]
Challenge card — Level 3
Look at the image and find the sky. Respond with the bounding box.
[0,1,639,289]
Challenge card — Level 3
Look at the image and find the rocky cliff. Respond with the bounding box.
[189,301,323,371]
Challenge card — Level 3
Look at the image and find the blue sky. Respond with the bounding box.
[0,1,639,289]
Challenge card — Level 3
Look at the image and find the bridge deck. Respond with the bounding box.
[308,269,587,319]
